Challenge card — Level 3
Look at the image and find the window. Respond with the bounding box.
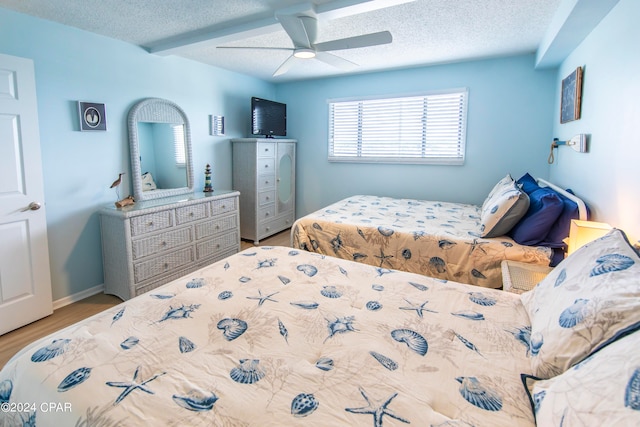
[328,89,468,164]
[173,124,186,166]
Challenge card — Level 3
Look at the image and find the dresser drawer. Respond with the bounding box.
[257,143,276,157]
[257,173,276,190]
[258,190,276,207]
[132,227,192,259]
[195,215,238,240]
[176,203,208,225]
[133,247,193,283]
[130,211,173,236]
[196,231,239,259]
[258,214,294,238]
[257,158,275,173]
[211,197,237,216]
[258,205,276,223]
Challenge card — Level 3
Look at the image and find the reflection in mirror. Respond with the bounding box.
[138,123,187,190]
[278,153,292,203]
[128,98,194,201]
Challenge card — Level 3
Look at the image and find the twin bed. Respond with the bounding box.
[2,228,639,425]
[291,175,588,288]
[4,175,637,426]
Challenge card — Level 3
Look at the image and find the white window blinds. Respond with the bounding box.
[328,89,468,164]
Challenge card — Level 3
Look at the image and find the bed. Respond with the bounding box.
[2,228,638,426]
[291,174,588,288]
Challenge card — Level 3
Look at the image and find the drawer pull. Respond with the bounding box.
[189,212,194,217]
[216,225,220,229]
[222,205,226,209]
[265,212,269,217]
[161,241,167,246]
[148,221,154,226]
[266,227,270,231]
[265,164,269,168]
[163,263,169,269]
[266,196,270,200]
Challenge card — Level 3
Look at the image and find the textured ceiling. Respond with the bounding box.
[0,0,562,82]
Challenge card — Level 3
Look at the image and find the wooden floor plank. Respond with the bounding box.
[0,228,292,368]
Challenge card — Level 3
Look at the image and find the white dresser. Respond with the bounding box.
[100,190,240,300]
[232,138,296,244]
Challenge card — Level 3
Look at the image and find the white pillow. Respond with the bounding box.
[480,178,529,238]
[523,329,640,425]
[520,229,640,378]
[141,172,157,191]
[481,174,514,212]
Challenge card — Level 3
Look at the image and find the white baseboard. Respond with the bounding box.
[53,284,105,310]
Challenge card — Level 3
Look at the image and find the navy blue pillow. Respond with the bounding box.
[516,173,539,195]
[509,187,564,245]
[542,189,582,248]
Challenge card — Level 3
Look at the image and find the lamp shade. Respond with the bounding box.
[567,220,612,255]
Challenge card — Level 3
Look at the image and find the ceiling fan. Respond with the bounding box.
[217,11,392,77]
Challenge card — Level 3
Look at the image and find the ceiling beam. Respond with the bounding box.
[147,0,414,55]
[535,0,620,68]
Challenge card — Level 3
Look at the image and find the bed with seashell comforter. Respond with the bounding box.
[0,245,539,426]
[291,194,554,289]
[5,228,640,426]
[291,173,591,289]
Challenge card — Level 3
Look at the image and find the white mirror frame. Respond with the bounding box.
[128,98,194,201]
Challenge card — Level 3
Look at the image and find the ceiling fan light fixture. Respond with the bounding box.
[293,48,316,59]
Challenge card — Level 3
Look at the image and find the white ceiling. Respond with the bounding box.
[0,0,563,82]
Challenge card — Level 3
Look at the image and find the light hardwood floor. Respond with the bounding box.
[0,229,292,368]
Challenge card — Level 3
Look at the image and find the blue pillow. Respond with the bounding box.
[509,187,564,245]
[516,173,539,195]
[542,189,581,248]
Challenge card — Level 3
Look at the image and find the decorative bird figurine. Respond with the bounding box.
[110,172,125,188]
[110,173,125,200]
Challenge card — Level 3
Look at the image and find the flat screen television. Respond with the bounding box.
[251,97,286,138]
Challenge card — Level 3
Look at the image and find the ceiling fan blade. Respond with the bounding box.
[315,31,392,52]
[315,51,358,70]
[276,14,317,47]
[217,46,294,52]
[273,54,298,77]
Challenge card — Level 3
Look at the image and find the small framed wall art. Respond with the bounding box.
[560,66,583,124]
[78,101,107,131]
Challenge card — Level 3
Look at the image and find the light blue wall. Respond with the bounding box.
[548,0,639,242]
[3,1,633,303]
[0,8,275,301]
[276,55,557,217]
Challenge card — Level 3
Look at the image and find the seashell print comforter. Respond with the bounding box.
[291,195,553,288]
[0,246,536,426]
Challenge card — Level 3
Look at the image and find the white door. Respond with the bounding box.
[0,53,53,335]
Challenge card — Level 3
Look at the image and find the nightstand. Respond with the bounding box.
[501,260,553,294]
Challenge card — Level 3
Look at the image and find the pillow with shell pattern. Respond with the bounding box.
[522,328,640,425]
[481,173,514,212]
[520,228,640,379]
[480,176,529,238]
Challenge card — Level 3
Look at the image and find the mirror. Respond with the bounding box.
[128,98,194,201]
[278,153,292,203]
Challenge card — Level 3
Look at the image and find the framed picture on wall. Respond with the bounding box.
[78,101,107,131]
[560,66,583,124]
